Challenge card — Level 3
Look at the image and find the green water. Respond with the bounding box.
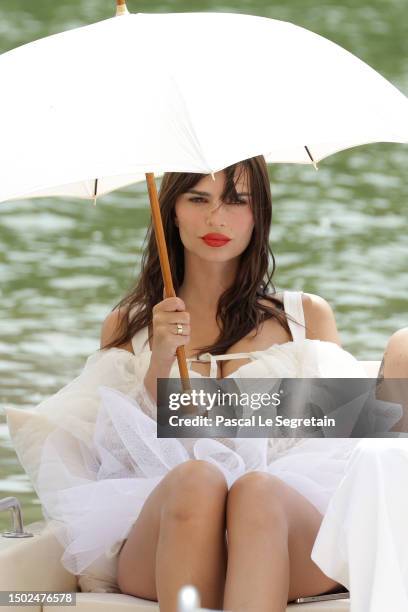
[0,0,407,530]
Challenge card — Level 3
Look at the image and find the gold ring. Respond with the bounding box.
[176,323,183,335]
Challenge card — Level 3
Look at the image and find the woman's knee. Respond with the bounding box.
[383,328,408,377]
[227,471,289,528]
[229,470,284,499]
[387,327,408,348]
[162,460,228,521]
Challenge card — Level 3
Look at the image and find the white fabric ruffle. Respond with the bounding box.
[37,384,359,575]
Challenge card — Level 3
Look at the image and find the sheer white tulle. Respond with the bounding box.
[33,339,381,589]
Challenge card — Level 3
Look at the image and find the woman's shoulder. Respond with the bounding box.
[261,290,341,345]
[100,307,134,353]
[300,291,335,322]
[300,292,341,345]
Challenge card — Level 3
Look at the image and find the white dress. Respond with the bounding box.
[35,290,408,610]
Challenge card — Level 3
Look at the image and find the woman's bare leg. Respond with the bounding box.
[223,471,344,612]
[379,327,408,378]
[377,327,408,431]
[117,459,228,612]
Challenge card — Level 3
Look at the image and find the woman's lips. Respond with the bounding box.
[201,235,231,247]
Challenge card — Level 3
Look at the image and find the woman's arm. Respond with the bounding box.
[301,293,342,347]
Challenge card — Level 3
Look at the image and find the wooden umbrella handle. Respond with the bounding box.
[145,173,192,392]
[115,0,129,16]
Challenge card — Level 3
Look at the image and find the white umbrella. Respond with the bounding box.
[1,0,407,385]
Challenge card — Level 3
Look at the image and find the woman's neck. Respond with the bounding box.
[177,253,239,312]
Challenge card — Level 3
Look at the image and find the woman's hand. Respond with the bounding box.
[150,294,191,367]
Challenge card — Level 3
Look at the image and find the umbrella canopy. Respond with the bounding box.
[0,8,407,203]
[1,2,407,388]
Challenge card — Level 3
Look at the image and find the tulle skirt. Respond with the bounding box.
[37,385,361,591]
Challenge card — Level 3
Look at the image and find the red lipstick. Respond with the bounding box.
[201,233,231,247]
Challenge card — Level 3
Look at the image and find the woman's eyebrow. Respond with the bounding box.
[186,189,250,196]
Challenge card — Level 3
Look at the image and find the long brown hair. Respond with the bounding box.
[102,155,302,356]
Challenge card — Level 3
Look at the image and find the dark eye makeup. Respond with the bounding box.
[189,196,248,206]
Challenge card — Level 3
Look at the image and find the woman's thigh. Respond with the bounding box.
[116,459,227,600]
[283,481,346,601]
[226,472,344,602]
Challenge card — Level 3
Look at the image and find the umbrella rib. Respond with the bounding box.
[304,145,319,170]
[93,178,98,206]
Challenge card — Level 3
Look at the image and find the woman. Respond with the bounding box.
[39,155,408,611]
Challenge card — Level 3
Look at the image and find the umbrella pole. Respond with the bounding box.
[145,173,192,392]
[115,0,129,16]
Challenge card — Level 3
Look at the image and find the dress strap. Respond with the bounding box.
[189,351,257,378]
[283,290,306,342]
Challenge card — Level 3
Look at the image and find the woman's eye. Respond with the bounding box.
[189,197,247,206]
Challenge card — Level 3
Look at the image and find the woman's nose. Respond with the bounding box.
[206,201,226,223]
